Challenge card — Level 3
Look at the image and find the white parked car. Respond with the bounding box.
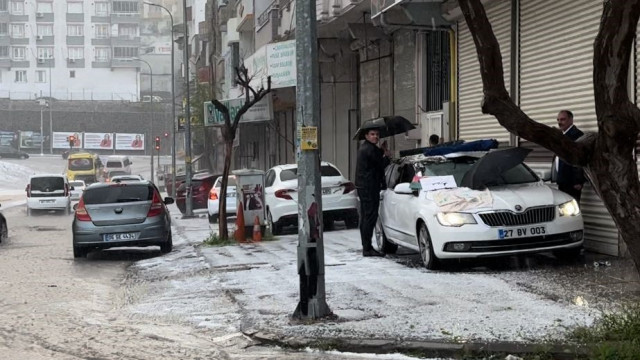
[25,174,72,215]
[110,174,144,183]
[265,162,358,234]
[69,180,86,201]
[207,175,237,223]
[376,149,584,270]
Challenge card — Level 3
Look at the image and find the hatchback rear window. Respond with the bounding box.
[83,185,153,204]
[280,165,341,181]
[68,158,93,171]
[31,177,65,191]
[106,161,123,168]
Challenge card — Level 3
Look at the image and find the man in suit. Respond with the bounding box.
[553,110,585,202]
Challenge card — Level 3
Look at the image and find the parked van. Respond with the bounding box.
[103,155,132,177]
[66,152,102,183]
[26,174,71,215]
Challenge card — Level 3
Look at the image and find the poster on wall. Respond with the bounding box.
[115,133,145,150]
[52,132,83,149]
[19,131,47,149]
[84,132,114,150]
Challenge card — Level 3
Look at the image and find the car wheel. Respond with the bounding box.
[267,210,282,235]
[417,222,439,270]
[345,214,359,229]
[160,233,173,254]
[208,214,218,224]
[323,217,334,231]
[0,220,6,242]
[20,154,27,159]
[73,245,87,259]
[375,217,398,254]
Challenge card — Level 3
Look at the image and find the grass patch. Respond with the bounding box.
[201,232,236,247]
[569,304,640,359]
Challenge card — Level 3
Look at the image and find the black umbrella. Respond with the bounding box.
[459,147,532,190]
[353,116,416,140]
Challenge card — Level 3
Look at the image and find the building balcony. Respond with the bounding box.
[66,36,84,45]
[92,60,111,68]
[11,60,29,67]
[10,14,28,22]
[91,15,110,23]
[35,35,54,45]
[66,13,84,22]
[111,58,140,68]
[0,58,10,68]
[0,36,9,46]
[36,58,54,68]
[9,37,29,45]
[67,58,85,68]
[35,12,54,22]
[91,37,111,46]
[111,35,140,46]
[0,12,9,22]
[111,12,140,23]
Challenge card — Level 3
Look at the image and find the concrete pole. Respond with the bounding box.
[183,0,193,217]
[136,57,154,183]
[292,0,331,320]
[49,65,53,154]
[40,105,44,156]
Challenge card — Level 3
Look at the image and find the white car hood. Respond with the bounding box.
[488,182,571,210]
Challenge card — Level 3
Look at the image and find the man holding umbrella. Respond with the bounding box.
[355,128,391,257]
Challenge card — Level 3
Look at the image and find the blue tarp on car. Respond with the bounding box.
[422,139,499,156]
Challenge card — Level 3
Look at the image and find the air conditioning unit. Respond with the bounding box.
[37,58,45,64]
[36,12,44,18]
[36,35,43,40]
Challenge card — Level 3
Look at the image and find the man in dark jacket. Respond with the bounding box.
[553,110,585,202]
[355,128,390,257]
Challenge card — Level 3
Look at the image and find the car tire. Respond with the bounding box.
[417,222,439,270]
[20,154,27,159]
[0,220,6,242]
[323,217,334,231]
[345,215,359,229]
[73,245,87,259]
[553,246,583,261]
[208,214,218,224]
[267,210,282,235]
[160,233,173,254]
[375,217,398,254]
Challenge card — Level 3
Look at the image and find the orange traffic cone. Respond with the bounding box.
[234,200,245,243]
[252,216,262,242]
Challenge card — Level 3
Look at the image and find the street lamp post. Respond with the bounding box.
[38,99,46,156]
[134,57,154,183]
[49,64,53,154]
[182,0,193,217]
[144,1,176,197]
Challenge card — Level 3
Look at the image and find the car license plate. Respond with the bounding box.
[498,225,546,239]
[322,188,332,195]
[40,199,55,203]
[104,232,138,241]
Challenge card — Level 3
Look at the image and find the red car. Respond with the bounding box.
[175,172,219,214]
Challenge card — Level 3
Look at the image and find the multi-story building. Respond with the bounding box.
[0,0,149,101]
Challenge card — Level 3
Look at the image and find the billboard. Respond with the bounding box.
[53,131,83,149]
[84,132,114,150]
[19,131,48,149]
[115,133,145,151]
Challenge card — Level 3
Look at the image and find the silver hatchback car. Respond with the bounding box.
[72,181,173,258]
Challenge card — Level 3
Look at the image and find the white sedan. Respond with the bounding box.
[207,175,237,223]
[265,162,358,234]
[376,150,584,270]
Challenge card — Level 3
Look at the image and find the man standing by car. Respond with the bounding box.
[554,110,585,202]
[356,129,390,257]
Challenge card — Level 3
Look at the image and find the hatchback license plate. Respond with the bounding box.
[40,199,55,203]
[498,226,546,239]
[322,188,332,195]
[104,232,138,241]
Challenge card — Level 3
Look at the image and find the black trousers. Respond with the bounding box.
[558,184,582,203]
[358,191,379,252]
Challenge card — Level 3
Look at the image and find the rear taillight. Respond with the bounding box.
[75,198,92,221]
[209,188,219,200]
[275,189,294,200]
[147,191,164,217]
[64,183,69,197]
[342,182,356,194]
[25,184,31,197]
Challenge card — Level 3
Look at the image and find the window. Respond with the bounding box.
[113,46,138,58]
[69,70,75,78]
[94,24,109,38]
[112,1,138,13]
[94,47,110,61]
[67,2,82,13]
[94,1,109,16]
[36,70,46,83]
[10,23,24,38]
[36,24,53,36]
[10,1,23,15]
[11,46,24,60]
[67,24,83,36]
[67,47,83,59]
[0,46,7,57]
[37,47,53,59]
[36,1,52,12]
[0,23,7,35]
[117,24,137,37]
[14,70,26,83]
[0,0,7,11]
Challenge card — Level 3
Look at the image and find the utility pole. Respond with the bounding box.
[183,0,193,217]
[292,0,331,320]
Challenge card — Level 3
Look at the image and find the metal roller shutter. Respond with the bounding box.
[457,0,511,145]
[521,0,618,255]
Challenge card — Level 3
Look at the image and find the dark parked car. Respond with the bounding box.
[175,172,219,214]
[0,146,29,159]
[72,181,173,258]
[0,203,7,243]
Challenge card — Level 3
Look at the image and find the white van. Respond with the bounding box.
[104,155,132,177]
[26,174,72,215]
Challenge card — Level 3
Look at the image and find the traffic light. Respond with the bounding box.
[68,135,75,148]
[154,136,160,151]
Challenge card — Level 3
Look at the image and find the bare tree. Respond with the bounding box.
[459,0,640,269]
[212,64,271,239]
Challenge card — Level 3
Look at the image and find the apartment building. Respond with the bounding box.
[0,0,151,101]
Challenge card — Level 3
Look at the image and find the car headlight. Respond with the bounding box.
[559,199,581,216]
[436,212,477,227]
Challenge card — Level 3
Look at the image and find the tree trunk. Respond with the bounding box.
[459,0,640,270]
[218,139,234,240]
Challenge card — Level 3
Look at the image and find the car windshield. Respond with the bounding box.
[108,171,128,178]
[106,161,123,168]
[418,158,538,186]
[68,158,94,171]
[31,177,64,191]
[215,176,236,188]
[280,165,341,181]
[83,184,152,204]
[69,181,84,187]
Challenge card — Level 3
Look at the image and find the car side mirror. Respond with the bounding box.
[394,183,413,195]
[164,197,174,205]
[73,203,78,210]
[70,186,75,190]
[537,170,552,182]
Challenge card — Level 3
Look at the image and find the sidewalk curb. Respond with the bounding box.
[246,331,590,359]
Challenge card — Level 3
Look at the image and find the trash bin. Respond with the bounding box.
[233,169,266,236]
